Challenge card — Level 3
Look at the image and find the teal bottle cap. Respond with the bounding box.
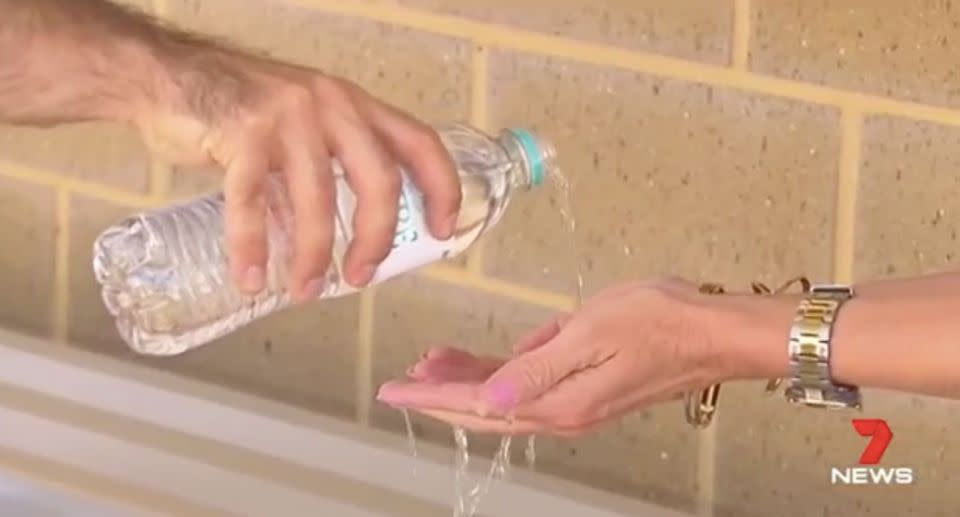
[507,128,548,187]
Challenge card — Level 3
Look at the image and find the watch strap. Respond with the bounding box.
[784,284,862,410]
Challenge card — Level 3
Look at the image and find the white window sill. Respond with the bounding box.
[0,328,694,517]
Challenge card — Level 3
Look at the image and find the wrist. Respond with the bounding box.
[90,36,167,123]
[701,292,799,382]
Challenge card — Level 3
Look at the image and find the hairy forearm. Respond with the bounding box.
[0,0,215,126]
[717,272,960,399]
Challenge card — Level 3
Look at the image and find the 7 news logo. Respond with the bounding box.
[830,419,914,485]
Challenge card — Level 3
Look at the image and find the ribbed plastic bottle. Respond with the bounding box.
[92,124,555,356]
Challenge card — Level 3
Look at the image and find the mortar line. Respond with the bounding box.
[0,162,154,208]
[52,190,71,343]
[356,289,376,426]
[731,0,751,70]
[466,43,490,274]
[696,419,717,517]
[289,0,960,128]
[833,108,863,283]
[420,264,575,311]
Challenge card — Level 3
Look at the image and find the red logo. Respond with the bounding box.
[852,419,893,465]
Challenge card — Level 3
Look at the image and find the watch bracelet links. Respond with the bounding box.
[784,290,862,410]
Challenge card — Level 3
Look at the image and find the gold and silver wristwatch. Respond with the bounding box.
[778,284,862,410]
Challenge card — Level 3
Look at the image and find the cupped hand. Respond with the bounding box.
[376,279,737,437]
[135,45,460,302]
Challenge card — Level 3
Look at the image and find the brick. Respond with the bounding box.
[68,195,360,419]
[484,51,837,298]
[855,117,960,280]
[0,175,55,336]
[397,0,733,64]
[369,274,699,511]
[0,123,150,193]
[751,1,960,108]
[714,386,960,517]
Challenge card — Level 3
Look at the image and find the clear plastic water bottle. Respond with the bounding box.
[92,124,555,356]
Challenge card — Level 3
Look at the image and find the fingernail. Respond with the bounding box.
[301,277,325,300]
[241,266,264,292]
[483,381,517,415]
[350,264,377,286]
[443,212,458,238]
[406,364,429,380]
[377,383,400,403]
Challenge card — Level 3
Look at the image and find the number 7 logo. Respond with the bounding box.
[852,419,893,465]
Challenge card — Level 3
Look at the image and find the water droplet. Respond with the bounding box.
[764,197,773,208]
[800,39,808,48]
[838,47,846,56]
[809,147,817,155]
[660,451,670,461]
[623,245,632,256]
[682,111,691,119]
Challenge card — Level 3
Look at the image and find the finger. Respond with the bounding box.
[512,313,570,355]
[324,111,400,287]
[223,139,270,294]
[478,322,600,417]
[512,354,625,427]
[363,99,460,239]
[415,408,544,435]
[378,320,598,417]
[404,346,475,380]
[409,353,504,383]
[412,407,592,438]
[376,379,482,414]
[421,345,476,362]
[280,117,335,302]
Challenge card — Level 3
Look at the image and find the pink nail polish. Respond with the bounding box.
[486,381,517,413]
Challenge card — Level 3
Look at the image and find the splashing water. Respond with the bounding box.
[524,435,537,471]
[452,429,514,517]
[402,409,418,476]
[550,168,584,306]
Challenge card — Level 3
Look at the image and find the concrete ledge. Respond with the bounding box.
[0,328,694,517]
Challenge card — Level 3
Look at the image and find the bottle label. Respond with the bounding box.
[371,177,456,283]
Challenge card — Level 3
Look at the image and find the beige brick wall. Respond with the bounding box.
[1,1,958,516]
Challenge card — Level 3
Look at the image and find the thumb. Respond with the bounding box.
[477,324,592,417]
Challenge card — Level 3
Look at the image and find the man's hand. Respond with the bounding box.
[0,0,461,302]
[138,48,460,301]
[376,279,743,437]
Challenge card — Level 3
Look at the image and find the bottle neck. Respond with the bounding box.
[498,129,554,191]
